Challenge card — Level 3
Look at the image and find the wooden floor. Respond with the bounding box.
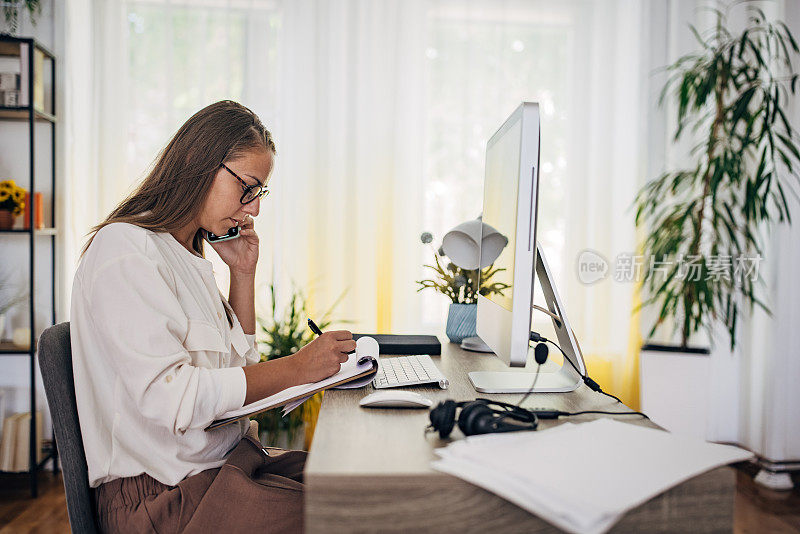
[0,472,69,534]
[0,466,798,533]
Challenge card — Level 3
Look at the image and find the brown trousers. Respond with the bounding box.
[94,436,306,534]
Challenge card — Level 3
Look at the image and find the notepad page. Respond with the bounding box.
[218,349,374,420]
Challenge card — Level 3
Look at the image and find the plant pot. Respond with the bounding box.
[0,210,15,230]
[260,425,306,450]
[639,343,711,439]
[446,303,477,343]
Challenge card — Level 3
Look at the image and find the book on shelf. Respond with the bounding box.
[0,40,46,111]
[22,192,44,229]
[0,411,44,472]
[0,413,23,471]
[33,47,44,112]
[18,42,28,107]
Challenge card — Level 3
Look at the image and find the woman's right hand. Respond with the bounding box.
[291,330,356,384]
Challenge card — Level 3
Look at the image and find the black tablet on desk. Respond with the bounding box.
[351,334,441,355]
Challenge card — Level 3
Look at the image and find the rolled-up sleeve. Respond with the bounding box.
[243,333,261,365]
[87,252,247,434]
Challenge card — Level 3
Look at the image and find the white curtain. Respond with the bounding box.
[60,0,128,321]
[61,0,428,336]
[62,0,662,403]
[420,0,652,397]
[717,0,800,464]
[270,0,427,334]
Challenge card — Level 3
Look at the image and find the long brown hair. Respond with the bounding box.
[82,100,275,258]
[82,100,275,327]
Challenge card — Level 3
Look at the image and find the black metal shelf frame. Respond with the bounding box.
[0,34,59,498]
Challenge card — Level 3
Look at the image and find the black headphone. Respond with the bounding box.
[427,398,539,439]
[427,337,550,439]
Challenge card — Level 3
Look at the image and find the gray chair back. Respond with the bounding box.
[38,321,99,534]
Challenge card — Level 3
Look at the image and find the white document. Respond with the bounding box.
[432,418,752,534]
[281,336,381,416]
[211,337,379,426]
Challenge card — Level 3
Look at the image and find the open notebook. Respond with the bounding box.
[206,336,380,430]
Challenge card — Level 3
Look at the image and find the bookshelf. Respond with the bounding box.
[0,34,58,498]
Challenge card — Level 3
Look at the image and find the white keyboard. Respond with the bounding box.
[372,355,449,389]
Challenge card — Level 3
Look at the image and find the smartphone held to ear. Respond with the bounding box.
[204,225,241,243]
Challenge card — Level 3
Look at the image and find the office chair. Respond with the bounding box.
[38,321,100,534]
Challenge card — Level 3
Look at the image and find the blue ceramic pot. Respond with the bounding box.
[446,303,477,343]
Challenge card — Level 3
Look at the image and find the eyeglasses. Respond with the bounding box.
[220,162,270,204]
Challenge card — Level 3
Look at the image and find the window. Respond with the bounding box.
[422,2,584,326]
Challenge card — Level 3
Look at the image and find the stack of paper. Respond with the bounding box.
[431,419,752,534]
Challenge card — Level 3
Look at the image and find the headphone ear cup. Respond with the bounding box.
[457,401,495,436]
[429,400,458,439]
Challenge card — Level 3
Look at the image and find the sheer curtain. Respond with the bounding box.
[422,0,654,402]
[61,0,128,318]
[61,0,282,318]
[271,0,427,334]
[62,0,658,405]
[702,0,800,464]
[62,0,427,335]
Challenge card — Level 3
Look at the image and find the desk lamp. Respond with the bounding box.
[441,218,507,352]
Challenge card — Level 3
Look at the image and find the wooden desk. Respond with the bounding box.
[305,342,735,533]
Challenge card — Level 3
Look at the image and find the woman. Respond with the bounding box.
[71,100,355,533]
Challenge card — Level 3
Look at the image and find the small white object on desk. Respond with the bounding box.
[359,390,433,409]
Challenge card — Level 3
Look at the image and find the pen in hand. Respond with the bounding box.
[307,318,357,355]
[307,318,324,336]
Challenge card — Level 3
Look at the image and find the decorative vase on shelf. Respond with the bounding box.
[445,303,477,343]
[0,210,15,230]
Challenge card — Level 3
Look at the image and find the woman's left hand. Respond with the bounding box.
[209,215,259,275]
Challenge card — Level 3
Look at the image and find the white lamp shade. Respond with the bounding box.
[442,219,508,270]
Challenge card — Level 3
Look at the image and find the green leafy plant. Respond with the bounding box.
[634,3,800,349]
[2,0,41,35]
[415,231,510,304]
[252,283,347,447]
[0,270,27,316]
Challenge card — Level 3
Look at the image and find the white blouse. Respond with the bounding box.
[71,222,259,487]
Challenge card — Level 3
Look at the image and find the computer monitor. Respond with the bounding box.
[470,102,587,393]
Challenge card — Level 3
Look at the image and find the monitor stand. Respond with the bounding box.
[468,243,587,393]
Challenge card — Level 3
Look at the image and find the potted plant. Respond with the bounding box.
[635,4,799,351]
[253,283,347,449]
[2,0,41,35]
[416,231,510,343]
[634,4,799,437]
[0,271,27,341]
[0,180,26,229]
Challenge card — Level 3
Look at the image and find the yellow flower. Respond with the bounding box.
[0,181,27,211]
